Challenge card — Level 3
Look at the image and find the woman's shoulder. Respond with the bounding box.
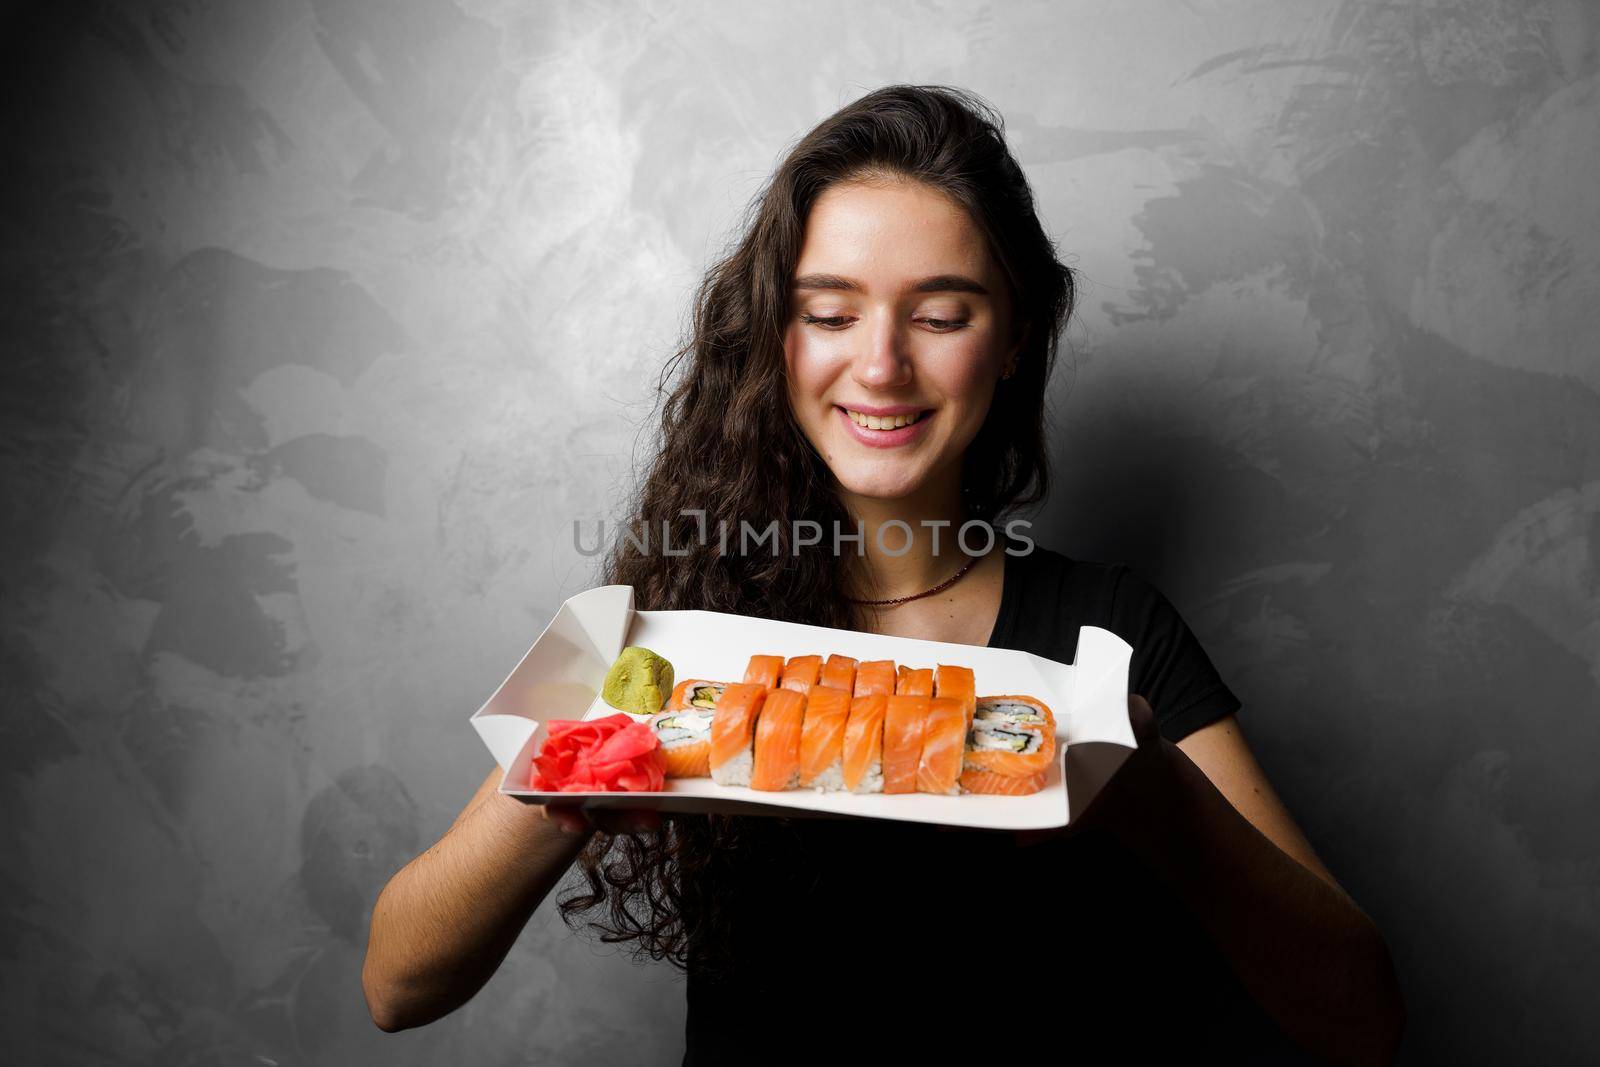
[1000,536,1241,740]
[1001,535,1138,612]
[1003,538,1202,640]
[993,535,1134,657]
[998,537,1204,648]
[1005,535,1124,582]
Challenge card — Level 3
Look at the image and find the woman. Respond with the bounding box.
[362,85,1404,1064]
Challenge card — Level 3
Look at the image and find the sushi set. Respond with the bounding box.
[470,584,1139,830]
[636,657,1057,797]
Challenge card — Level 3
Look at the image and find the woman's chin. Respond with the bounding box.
[832,469,931,503]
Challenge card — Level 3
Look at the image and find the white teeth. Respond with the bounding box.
[845,408,923,430]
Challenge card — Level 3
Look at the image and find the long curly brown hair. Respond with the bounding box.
[557,84,1078,977]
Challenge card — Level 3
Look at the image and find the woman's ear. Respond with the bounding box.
[1011,318,1031,358]
[1002,320,1030,378]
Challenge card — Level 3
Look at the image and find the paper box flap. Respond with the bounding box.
[469,585,634,769]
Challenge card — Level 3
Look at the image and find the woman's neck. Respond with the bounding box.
[838,466,977,601]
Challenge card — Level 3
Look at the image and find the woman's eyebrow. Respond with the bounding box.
[791,272,990,295]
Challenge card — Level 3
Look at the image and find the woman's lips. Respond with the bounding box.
[835,404,932,448]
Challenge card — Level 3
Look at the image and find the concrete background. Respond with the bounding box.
[2,0,1596,1063]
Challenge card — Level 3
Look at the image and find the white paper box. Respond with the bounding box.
[470,585,1138,829]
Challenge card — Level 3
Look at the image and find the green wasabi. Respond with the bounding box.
[601,645,675,715]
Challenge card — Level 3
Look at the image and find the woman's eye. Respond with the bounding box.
[799,313,852,330]
[798,313,970,332]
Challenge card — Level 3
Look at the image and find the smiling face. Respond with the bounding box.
[783,177,1019,505]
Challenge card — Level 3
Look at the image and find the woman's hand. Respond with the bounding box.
[1004,695,1405,1065]
[364,769,600,1031]
[1013,691,1168,847]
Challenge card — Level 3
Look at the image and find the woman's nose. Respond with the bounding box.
[850,313,913,390]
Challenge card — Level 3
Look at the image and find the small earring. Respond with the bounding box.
[1001,363,1015,380]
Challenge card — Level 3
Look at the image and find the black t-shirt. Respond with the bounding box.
[679,543,1310,1064]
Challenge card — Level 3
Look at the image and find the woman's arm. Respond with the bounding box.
[1101,698,1405,1066]
[360,767,598,1031]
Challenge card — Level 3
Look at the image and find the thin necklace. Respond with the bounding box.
[846,552,979,607]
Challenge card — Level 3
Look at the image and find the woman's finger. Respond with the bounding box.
[589,808,662,835]
[541,803,589,834]
[627,809,664,833]
[1128,692,1160,747]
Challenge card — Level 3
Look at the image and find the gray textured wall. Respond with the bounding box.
[2,1,1596,1063]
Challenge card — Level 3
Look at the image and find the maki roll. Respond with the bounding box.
[960,695,1057,786]
[797,685,851,790]
[853,660,895,698]
[649,707,714,778]
[743,655,784,689]
[881,693,931,794]
[710,682,769,787]
[841,693,887,794]
[667,678,728,712]
[933,665,975,727]
[895,666,933,697]
[780,654,822,692]
[819,653,858,692]
[915,695,968,796]
[750,687,805,791]
[959,767,1048,795]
